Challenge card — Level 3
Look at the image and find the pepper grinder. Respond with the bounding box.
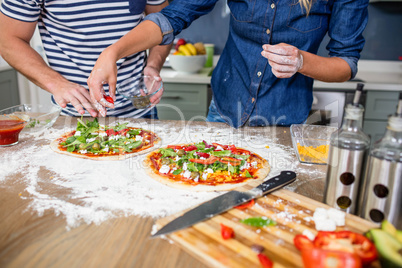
[324,83,370,214]
[359,93,402,227]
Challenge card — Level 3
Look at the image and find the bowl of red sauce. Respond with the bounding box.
[0,105,30,146]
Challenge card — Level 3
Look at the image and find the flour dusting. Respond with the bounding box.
[0,121,298,229]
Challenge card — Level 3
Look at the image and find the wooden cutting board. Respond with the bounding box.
[155,189,378,268]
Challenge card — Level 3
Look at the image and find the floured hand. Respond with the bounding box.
[52,81,98,117]
[261,43,303,78]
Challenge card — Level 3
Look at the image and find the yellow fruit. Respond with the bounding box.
[178,44,192,56]
[185,43,197,56]
[194,42,206,55]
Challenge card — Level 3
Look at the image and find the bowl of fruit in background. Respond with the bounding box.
[168,39,207,74]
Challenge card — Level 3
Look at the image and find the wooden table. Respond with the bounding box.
[0,117,327,268]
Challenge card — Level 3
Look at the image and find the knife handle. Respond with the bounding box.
[256,171,296,195]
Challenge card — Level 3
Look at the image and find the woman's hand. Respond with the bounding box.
[143,65,164,105]
[261,43,304,78]
[87,48,117,117]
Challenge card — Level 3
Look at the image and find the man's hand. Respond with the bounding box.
[52,80,98,117]
[261,43,304,78]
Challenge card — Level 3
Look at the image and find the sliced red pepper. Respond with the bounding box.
[294,234,315,251]
[220,223,234,240]
[228,144,237,154]
[184,145,198,151]
[219,157,242,166]
[118,128,129,136]
[196,152,210,158]
[313,231,377,265]
[212,142,228,150]
[189,156,218,165]
[106,129,117,136]
[103,94,114,104]
[257,253,273,268]
[234,199,255,209]
[300,248,362,268]
[236,148,251,155]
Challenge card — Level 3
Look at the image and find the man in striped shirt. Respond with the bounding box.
[0,0,171,118]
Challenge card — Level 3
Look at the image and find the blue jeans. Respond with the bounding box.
[206,99,227,123]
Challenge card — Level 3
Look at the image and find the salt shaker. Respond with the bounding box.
[359,93,402,228]
[324,84,370,214]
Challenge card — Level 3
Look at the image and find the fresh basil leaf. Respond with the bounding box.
[159,148,177,158]
[240,217,276,227]
[113,122,128,131]
[113,148,120,153]
[186,162,198,172]
[67,145,75,152]
[65,136,76,144]
[211,150,231,157]
[228,164,235,173]
[245,170,253,178]
[172,169,182,175]
[128,129,141,136]
[195,142,205,150]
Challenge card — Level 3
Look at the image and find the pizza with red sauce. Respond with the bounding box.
[144,141,270,191]
[50,118,160,160]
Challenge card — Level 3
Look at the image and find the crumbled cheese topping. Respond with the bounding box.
[79,149,87,154]
[183,170,191,178]
[159,165,170,174]
[74,131,81,136]
[135,135,143,141]
[86,138,96,143]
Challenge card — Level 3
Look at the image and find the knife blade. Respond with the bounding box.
[152,170,296,237]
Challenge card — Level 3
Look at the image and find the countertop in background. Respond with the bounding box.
[161,59,402,92]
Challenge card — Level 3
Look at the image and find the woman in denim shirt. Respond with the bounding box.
[88,0,369,128]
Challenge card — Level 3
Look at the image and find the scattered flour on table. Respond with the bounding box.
[0,123,300,230]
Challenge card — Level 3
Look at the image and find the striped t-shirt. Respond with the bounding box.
[1,0,166,117]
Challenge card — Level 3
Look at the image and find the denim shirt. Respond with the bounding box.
[146,0,368,128]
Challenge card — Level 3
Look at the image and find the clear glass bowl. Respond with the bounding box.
[16,103,62,133]
[290,124,337,165]
[0,105,31,146]
[117,75,163,109]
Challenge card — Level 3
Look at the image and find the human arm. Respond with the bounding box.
[261,43,352,82]
[0,13,98,116]
[87,0,218,105]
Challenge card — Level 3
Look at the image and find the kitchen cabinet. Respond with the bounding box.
[157,83,212,121]
[0,67,19,110]
[363,90,400,141]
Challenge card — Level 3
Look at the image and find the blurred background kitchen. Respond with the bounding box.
[0,0,401,139]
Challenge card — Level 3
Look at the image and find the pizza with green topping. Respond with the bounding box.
[50,118,160,160]
[144,141,270,191]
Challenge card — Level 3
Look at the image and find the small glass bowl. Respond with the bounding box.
[0,105,31,146]
[290,124,337,165]
[117,75,163,109]
[21,103,62,133]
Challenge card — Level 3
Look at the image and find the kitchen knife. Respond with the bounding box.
[152,170,296,237]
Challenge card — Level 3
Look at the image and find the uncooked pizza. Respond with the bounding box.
[50,118,160,160]
[144,141,270,191]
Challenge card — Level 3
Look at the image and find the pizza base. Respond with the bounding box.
[50,130,161,161]
[143,146,270,192]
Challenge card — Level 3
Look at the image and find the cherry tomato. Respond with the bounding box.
[257,253,273,268]
[103,94,114,104]
[220,223,234,240]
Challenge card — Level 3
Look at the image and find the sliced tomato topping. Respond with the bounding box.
[167,145,185,150]
[257,253,273,268]
[220,223,235,240]
[219,157,242,166]
[184,145,198,151]
[196,152,210,158]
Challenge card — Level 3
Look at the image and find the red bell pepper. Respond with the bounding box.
[234,199,255,209]
[184,145,198,151]
[196,152,210,158]
[103,94,114,104]
[219,157,242,166]
[235,148,251,155]
[106,129,117,136]
[212,142,228,150]
[189,156,218,165]
[313,231,377,265]
[167,145,185,150]
[257,253,273,268]
[228,144,237,154]
[220,223,235,240]
[300,248,362,268]
[294,234,315,251]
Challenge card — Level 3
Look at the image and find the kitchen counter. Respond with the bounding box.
[0,116,329,268]
[160,59,402,92]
